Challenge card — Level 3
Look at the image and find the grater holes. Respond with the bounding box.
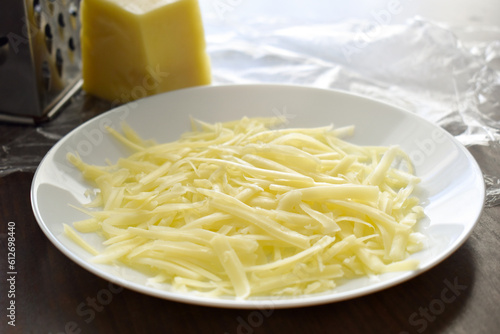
[33,0,42,28]
[68,37,75,51]
[68,1,79,30]
[67,37,75,63]
[33,0,42,12]
[68,1,78,17]
[55,48,63,77]
[58,13,66,28]
[44,23,53,53]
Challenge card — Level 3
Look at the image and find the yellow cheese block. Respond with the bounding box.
[81,0,211,102]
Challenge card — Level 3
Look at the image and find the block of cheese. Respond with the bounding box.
[81,0,211,102]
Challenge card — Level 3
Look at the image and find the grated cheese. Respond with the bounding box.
[66,116,425,299]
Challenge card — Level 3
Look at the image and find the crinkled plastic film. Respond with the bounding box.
[1,17,499,206]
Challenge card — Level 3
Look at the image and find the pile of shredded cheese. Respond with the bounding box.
[65,116,425,299]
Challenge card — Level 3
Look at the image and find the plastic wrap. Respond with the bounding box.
[1,17,499,206]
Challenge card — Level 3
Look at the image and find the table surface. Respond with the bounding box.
[1,1,500,333]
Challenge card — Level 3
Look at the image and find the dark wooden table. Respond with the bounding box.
[0,89,499,334]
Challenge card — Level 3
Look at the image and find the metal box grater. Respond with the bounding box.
[0,0,82,124]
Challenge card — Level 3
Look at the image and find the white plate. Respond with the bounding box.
[31,84,484,309]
